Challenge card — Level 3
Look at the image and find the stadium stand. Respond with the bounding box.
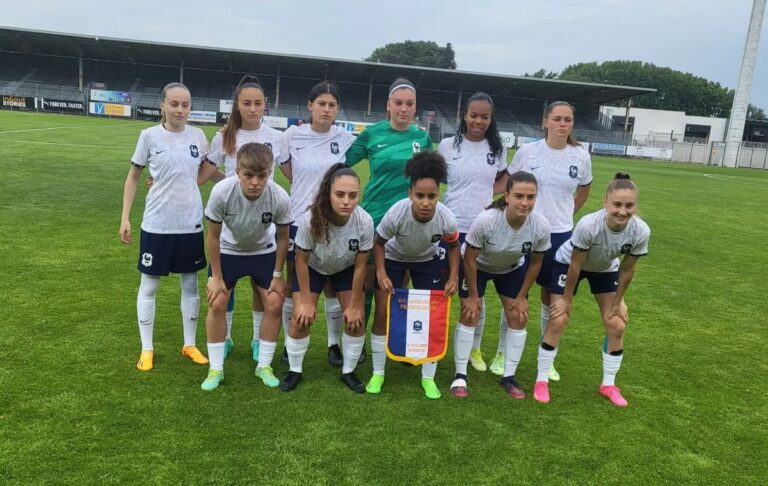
[0,27,655,143]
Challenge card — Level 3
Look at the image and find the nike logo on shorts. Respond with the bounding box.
[432,278,441,284]
[195,258,204,264]
[377,143,388,148]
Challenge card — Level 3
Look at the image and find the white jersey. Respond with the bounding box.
[465,209,551,274]
[508,139,592,233]
[376,199,459,262]
[207,125,288,178]
[205,177,292,256]
[555,209,650,273]
[438,136,508,232]
[279,124,355,221]
[130,124,208,234]
[294,206,374,275]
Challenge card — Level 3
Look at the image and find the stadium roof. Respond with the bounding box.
[0,26,656,104]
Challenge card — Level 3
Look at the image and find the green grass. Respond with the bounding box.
[1,110,766,484]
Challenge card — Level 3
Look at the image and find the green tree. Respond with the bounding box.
[365,41,457,69]
[558,60,735,117]
[524,68,559,79]
[748,103,767,120]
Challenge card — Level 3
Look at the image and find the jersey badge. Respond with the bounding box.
[430,234,442,243]
[141,252,154,268]
[620,243,632,254]
[522,241,533,254]
[348,239,360,251]
[569,165,578,178]
[264,142,273,151]
[189,145,199,158]
[261,212,273,224]
[330,142,339,155]
[412,320,423,332]
[412,141,421,153]
[486,153,495,166]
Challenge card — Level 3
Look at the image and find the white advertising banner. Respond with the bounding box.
[626,145,673,160]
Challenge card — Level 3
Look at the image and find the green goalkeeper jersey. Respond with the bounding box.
[345,120,433,226]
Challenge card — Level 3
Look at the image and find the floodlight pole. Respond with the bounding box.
[724,0,765,168]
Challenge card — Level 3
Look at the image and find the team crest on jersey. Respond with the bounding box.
[264,142,273,151]
[569,165,578,178]
[522,241,533,254]
[430,234,442,243]
[558,274,567,288]
[620,243,632,254]
[412,141,421,153]
[330,142,339,155]
[189,145,199,158]
[348,239,360,251]
[486,153,495,166]
[141,252,153,268]
[261,212,273,224]
[413,320,423,332]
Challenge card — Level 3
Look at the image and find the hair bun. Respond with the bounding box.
[614,172,631,180]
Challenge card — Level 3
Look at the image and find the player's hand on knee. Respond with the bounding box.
[206,276,228,306]
[550,299,571,320]
[296,303,315,329]
[343,306,364,332]
[508,298,529,325]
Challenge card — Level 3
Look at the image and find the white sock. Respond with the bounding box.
[325,297,342,347]
[454,323,474,376]
[370,333,387,375]
[286,335,308,373]
[536,345,558,382]
[207,342,225,371]
[496,313,508,354]
[341,333,365,374]
[136,274,159,351]
[503,329,528,378]
[422,361,437,379]
[225,311,234,340]
[472,298,486,349]
[540,303,550,338]
[252,311,263,342]
[282,297,293,338]
[179,273,199,347]
[257,339,276,369]
[602,351,624,386]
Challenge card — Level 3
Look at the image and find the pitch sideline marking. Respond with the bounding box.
[703,173,768,185]
[0,139,132,149]
[0,123,150,134]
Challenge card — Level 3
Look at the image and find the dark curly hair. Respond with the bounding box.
[404,152,448,187]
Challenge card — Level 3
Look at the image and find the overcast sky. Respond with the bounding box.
[3,0,767,112]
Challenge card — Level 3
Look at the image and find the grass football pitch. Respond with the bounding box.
[0,111,766,484]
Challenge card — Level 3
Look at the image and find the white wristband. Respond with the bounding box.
[272,271,282,278]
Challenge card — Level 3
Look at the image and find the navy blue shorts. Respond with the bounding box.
[459,261,529,299]
[291,264,355,294]
[138,230,205,276]
[221,252,276,290]
[549,262,618,295]
[287,225,299,263]
[375,257,445,291]
[536,231,571,288]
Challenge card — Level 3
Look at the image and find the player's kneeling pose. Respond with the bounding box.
[280,163,372,393]
[535,173,650,407]
[452,171,551,400]
[368,152,460,400]
[201,143,292,391]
